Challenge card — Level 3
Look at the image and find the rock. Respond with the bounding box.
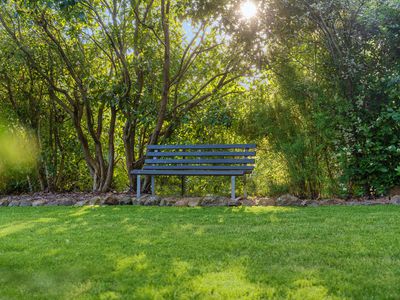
[57,198,74,206]
[0,198,10,207]
[316,200,334,206]
[319,198,345,205]
[132,195,149,205]
[200,196,216,206]
[241,199,255,206]
[2,193,398,207]
[376,197,390,204]
[362,200,382,206]
[307,201,320,207]
[174,199,189,207]
[119,196,132,205]
[103,195,120,205]
[74,200,89,207]
[227,199,240,206]
[8,200,20,207]
[345,199,386,206]
[159,197,177,206]
[276,194,300,206]
[144,196,160,206]
[317,199,330,206]
[131,198,140,205]
[256,198,275,206]
[200,196,229,206]
[187,197,202,207]
[32,199,47,207]
[132,194,150,205]
[389,187,400,197]
[390,195,400,204]
[19,200,32,207]
[88,196,102,205]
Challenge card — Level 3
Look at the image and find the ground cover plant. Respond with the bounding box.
[1,205,400,299]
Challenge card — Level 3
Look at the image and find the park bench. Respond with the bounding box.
[131,144,256,200]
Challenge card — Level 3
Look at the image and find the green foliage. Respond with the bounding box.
[225,0,400,198]
[340,104,400,196]
[236,81,342,198]
[0,117,38,193]
[0,0,398,197]
[0,0,244,193]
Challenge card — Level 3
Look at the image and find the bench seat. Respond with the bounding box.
[143,165,254,171]
[131,170,246,176]
[131,144,256,199]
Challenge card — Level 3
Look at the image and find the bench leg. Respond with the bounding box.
[136,175,141,199]
[243,175,247,199]
[151,176,155,196]
[231,176,236,200]
[181,176,185,197]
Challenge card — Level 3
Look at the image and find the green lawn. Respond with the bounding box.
[1,206,400,299]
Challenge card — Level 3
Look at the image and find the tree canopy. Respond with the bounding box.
[0,0,399,198]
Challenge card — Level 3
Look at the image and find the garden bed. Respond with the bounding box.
[0,192,399,207]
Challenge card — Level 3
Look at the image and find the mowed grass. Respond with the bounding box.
[1,206,400,300]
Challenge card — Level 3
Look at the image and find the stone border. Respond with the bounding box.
[0,193,399,207]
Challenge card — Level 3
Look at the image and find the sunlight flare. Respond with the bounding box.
[240,1,257,19]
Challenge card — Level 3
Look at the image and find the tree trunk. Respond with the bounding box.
[149,0,170,146]
[100,105,117,192]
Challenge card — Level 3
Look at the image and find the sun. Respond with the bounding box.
[240,1,257,19]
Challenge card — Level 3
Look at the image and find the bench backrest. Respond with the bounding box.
[144,144,256,173]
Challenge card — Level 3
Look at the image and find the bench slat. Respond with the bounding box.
[147,151,256,157]
[143,165,254,170]
[147,144,256,150]
[131,170,245,176]
[144,158,255,164]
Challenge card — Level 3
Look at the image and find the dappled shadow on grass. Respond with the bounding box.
[228,205,298,214]
[0,217,57,238]
[1,206,400,299]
